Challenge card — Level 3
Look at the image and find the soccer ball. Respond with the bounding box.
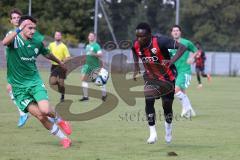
[94,68,109,86]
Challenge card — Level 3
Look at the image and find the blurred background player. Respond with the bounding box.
[169,25,197,118]
[5,8,28,127]
[132,22,186,144]
[49,31,71,102]
[80,32,107,102]
[194,41,211,88]
[2,15,72,148]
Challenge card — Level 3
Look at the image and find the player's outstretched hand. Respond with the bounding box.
[19,20,32,31]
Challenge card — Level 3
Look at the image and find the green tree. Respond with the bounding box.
[0,0,239,51]
[181,0,240,51]
[0,0,95,45]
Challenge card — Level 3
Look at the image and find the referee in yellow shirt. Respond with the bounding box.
[49,31,70,102]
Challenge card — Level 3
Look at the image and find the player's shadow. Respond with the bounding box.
[34,140,83,148]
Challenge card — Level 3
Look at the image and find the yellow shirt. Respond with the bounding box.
[48,42,70,65]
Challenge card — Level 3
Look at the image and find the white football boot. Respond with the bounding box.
[190,107,196,117]
[181,107,196,118]
[181,107,191,118]
[147,125,157,144]
[164,121,172,143]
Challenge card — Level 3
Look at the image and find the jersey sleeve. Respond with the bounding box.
[131,46,140,72]
[94,43,102,54]
[131,45,140,65]
[187,40,198,53]
[157,36,177,50]
[5,30,15,48]
[63,44,70,58]
[157,36,178,58]
[48,42,53,51]
[34,31,45,42]
[39,42,50,56]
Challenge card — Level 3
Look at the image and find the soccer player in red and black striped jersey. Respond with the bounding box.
[132,22,187,144]
[195,42,211,88]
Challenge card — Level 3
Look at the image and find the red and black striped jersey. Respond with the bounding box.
[132,36,177,81]
[195,50,206,68]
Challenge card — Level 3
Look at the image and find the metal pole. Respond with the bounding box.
[99,0,118,48]
[28,0,32,16]
[175,0,179,24]
[94,0,99,36]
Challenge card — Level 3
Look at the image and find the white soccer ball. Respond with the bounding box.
[95,68,109,86]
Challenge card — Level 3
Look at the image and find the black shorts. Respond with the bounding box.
[195,66,205,72]
[143,73,175,100]
[50,65,66,79]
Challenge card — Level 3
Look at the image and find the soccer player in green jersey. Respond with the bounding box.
[2,15,72,148]
[79,32,107,101]
[5,8,29,127]
[169,25,197,118]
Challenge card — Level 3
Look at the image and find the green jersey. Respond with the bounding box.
[6,32,50,88]
[85,42,101,67]
[169,38,197,74]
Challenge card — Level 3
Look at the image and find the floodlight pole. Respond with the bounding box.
[28,0,32,16]
[99,0,118,48]
[175,0,180,24]
[94,0,99,36]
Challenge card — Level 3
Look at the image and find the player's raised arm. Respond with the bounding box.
[2,20,32,46]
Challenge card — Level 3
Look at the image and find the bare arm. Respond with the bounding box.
[187,50,201,64]
[2,31,18,46]
[2,20,32,46]
[62,56,72,63]
[44,53,66,70]
[132,49,140,80]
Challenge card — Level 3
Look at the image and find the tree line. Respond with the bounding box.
[0,0,239,51]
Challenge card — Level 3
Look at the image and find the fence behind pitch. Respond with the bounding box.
[1,44,240,76]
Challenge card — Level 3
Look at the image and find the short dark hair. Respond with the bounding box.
[136,22,151,34]
[195,41,201,45]
[19,15,37,25]
[9,8,22,19]
[171,24,182,32]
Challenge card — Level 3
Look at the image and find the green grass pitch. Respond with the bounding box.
[0,69,239,160]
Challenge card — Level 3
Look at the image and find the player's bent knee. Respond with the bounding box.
[38,100,51,114]
[49,79,58,85]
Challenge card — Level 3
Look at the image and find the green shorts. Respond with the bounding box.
[81,64,100,75]
[12,83,49,113]
[175,73,191,89]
